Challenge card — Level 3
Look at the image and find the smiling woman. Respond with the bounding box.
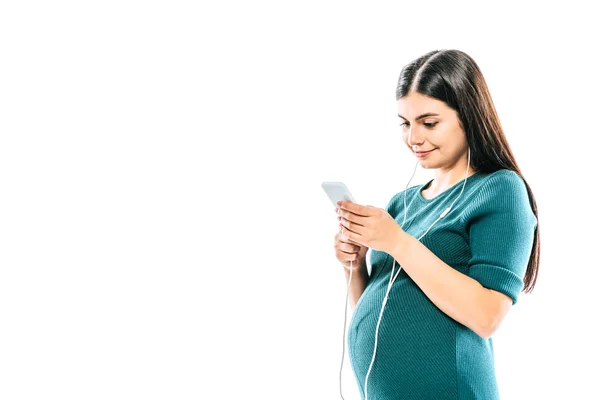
[340,49,541,400]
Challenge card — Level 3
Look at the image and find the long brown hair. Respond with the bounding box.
[395,49,540,293]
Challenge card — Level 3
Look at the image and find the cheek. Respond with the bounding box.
[402,136,412,149]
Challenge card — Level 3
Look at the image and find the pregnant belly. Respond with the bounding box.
[347,277,459,398]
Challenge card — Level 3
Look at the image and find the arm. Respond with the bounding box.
[389,171,537,338]
[389,234,507,339]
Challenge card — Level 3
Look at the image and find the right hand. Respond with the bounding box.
[334,231,368,270]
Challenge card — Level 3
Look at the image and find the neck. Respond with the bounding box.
[429,163,476,194]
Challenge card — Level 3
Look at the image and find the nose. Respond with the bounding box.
[406,125,424,147]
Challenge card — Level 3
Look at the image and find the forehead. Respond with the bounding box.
[397,92,449,116]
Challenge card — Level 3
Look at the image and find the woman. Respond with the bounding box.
[333,49,540,400]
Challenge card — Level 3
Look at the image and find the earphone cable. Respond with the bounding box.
[363,148,472,400]
[339,149,472,399]
[339,258,354,400]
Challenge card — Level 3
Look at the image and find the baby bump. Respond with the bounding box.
[348,275,459,396]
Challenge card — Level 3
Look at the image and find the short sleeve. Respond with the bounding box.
[464,171,538,305]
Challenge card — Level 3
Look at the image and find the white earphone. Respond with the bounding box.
[339,148,472,400]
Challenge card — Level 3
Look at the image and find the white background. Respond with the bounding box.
[1,1,598,399]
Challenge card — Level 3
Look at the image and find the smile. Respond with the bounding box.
[415,149,436,158]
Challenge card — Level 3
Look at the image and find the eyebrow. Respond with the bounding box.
[398,113,440,120]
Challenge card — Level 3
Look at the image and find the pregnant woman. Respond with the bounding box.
[333,49,540,400]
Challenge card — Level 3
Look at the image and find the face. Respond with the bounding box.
[397,91,469,171]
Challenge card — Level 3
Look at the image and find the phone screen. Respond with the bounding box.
[321,181,355,207]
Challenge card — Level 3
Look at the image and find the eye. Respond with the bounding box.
[399,122,438,128]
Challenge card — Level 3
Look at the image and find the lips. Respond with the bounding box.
[414,149,436,158]
[415,149,436,154]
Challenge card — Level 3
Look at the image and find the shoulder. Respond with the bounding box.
[483,168,526,186]
[477,169,530,203]
[464,169,536,226]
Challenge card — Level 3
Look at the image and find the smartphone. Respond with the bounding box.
[321,181,356,207]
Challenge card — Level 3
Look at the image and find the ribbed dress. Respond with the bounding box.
[347,169,538,400]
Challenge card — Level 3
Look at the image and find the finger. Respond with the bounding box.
[337,210,368,227]
[337,201,371,217]
[337,241,361,253]
[336,230,364,249]
[346,237,364,246]
[343,253,363,269]
[339,225,363,246]
[339,250,359,264]
[339,248,358,257]
[339,219,364,240]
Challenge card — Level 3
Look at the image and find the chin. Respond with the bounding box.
[417,160,437,168]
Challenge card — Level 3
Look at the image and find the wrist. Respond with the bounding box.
[390,228,409,259]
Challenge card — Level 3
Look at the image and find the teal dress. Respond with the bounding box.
[347,169,537,399]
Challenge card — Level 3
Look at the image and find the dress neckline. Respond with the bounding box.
[417,172,481,203]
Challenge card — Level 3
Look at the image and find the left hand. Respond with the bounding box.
[336,200,404,254]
